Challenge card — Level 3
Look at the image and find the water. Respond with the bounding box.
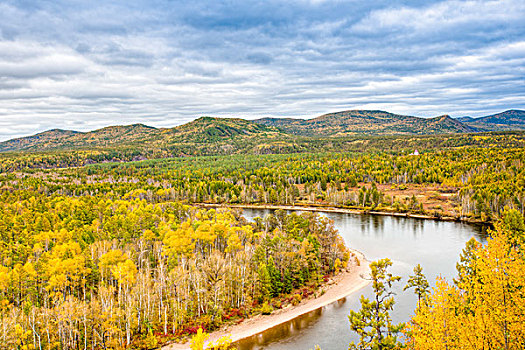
[237,209,488,350]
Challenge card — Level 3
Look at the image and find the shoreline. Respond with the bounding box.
[162,249,371,349]
[194,202,489,225]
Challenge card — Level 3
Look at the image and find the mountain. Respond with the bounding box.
[0,124,158,152]
[1,109,523,154]
[162,117,280,142]
[463,110,525,131]
[254,110,475,136]
[456,116,474,122]
[0,118,285,153]
[0,129,79,152]
[150,117,289,155]
[475,110,525,125]
[58,124,158,149]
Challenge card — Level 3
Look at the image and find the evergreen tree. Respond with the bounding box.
[348,258,404,349]
[404,264,429,305]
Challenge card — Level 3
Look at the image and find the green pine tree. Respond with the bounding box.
[404,264,430,304]
[348,258,405,349]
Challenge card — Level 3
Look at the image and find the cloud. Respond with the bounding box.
[352,0,525,34]
[0,0,523,141]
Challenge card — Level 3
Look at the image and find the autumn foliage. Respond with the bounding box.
[405,209,525,349]
[0,188,349,349]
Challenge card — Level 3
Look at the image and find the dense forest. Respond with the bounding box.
[2,142,523,222]
[1,130,524,349]
[0,189,350,349]
[1,130,523,171]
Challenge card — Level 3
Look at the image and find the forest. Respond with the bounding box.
[2,144,523,223]
[1,130,523,172]
[0,188,350,349]
[1,0,523,346]
[0,131,523,349]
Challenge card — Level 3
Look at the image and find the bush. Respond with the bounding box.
[261,302,273,315]
[292,294,302,306]
[143,329,158,349]
[334,258,342,272]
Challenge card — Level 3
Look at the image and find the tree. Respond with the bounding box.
[454,237,481,289]
[257,263,272,301]
[348,258,404,349]
[403,264,429,305]
[405,277,463,349]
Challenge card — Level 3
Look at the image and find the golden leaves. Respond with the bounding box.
[406,210,525,349]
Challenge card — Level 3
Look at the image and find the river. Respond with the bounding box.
[236,209,488,350]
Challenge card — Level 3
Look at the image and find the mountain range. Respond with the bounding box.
[1,109,523,153]
[456,110,525,131]
[254,110,475,136]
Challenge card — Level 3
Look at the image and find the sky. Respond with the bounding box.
[0,0,524,141]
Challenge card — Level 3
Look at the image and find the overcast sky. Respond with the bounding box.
[0,0,524,141]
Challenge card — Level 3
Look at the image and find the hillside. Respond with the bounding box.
[1,109,524,154]
[160,117,281,142]
[0,117,289,154]
[475,109,525,125]
[0,124,158,152]
[255,110,475,136]
[0,129,79,152]
[150,117,292,156]
[464,110,525,131]
[456,116,475,122]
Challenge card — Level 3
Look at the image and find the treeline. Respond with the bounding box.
[0,189,350,349]
[1,131,523,172]
[3,146,524,221]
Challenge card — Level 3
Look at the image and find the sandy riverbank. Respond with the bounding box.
[163,250,370,349]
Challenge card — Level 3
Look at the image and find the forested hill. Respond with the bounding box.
[255,110,475,136]
[0,124,157,152]
[461,109,525,131]
[1,109,524,153]
[0,117,285,153]
[0,129,80,151]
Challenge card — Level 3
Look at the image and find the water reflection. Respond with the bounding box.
[236,308,324,350]
[235,298,350,350]
[239,209,488,350]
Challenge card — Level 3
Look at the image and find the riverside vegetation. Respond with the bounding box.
[345,209,525,349]
[0,125,524,349]
[0,189,350,348]
[3,142,524,222]
[189,209,525,350]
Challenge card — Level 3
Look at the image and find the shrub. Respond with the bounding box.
[261,302,273,315]
[292,294,302,306]
[143,329,158,349]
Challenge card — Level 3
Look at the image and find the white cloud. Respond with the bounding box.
[352,0,525,33]
[0,0,523,141]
